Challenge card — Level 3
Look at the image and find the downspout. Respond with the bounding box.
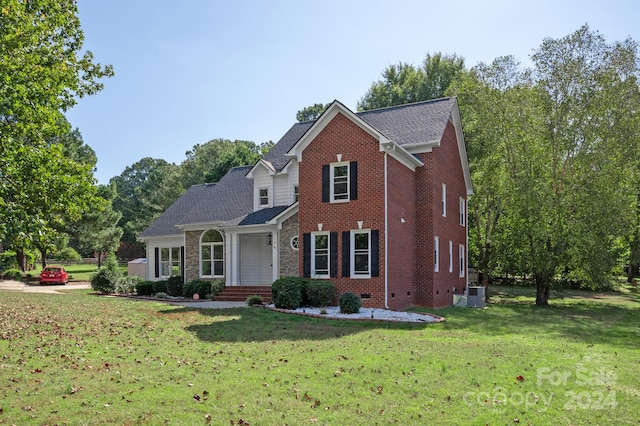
[384,151,390,309]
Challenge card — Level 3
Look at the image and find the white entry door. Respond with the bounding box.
[239,234,272,285]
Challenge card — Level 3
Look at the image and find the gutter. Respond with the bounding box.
[384,150,390,309]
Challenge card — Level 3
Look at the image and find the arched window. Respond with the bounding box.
[201,230,224,277]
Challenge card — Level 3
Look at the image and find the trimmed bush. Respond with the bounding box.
[272,276,309,304]
[116,275,143,294]
[183,280,212,299]
[306,280,337,307]
[210,279,226,297]
[166,275,184,296]
[152,280,168,295]
[135,281,154,296]
[273,281,302,309]
[246,295,263,306]
[339,292,361,314]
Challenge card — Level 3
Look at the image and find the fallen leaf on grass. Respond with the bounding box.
[516,375,524,381]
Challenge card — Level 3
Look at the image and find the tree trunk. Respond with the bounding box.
[535,274,550,305]
[97,251,103,268]
[15,248,26,273]
[40,248,47,269]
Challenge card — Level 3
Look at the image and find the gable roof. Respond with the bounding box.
[138,183,216,239]
[138,166,254,239]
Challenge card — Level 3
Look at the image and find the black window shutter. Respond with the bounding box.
[322,164,330,202]
[342,231,350,277]
[350,161,358,200]
[154,247,160,278]
[303,233,311,278]
[180,246,185,278]
[371,230,380,277]
[330,231,338,277]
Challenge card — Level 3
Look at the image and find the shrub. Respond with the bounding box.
[90,254,122,294]
[246,295,263,306]
[183,280,212,299]
[135,281,154,296]
[339,292,361,314]
[167,275,184,296]
[116,275,143,294]
[2,268,23,280]
[209,279,226,298]
[306,280,337,307]
[273,281,302,309]
[272,276,309,305]
[56,247,82,263]
[152,280,168,294]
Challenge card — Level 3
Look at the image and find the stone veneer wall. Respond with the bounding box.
[279,213,299,277]
[184,230,201,283]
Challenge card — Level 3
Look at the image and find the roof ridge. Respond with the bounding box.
[356,97,454,115]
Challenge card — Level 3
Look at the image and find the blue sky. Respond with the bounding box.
[66,0,640,184]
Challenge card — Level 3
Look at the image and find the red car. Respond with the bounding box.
[39,266,68,285]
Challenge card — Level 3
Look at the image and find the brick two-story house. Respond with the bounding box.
[139,97,472,309]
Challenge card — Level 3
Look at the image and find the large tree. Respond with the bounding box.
[452,27,640,305]
[358,52,466,111]
[111,158,181,246]
[0,0,112,270]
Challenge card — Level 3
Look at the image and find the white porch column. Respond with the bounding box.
[271,230,279,283]
[227,233,240,286]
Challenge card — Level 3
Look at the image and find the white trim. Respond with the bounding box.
[350,229,371,279]
[442,183,447,217]
[330,161,350,203]
[311,231,330,279]
[200,229,225,278]
[459,244,465,278]
[459,197,466,227]
[448,240,453,273]
[434,236,440,272]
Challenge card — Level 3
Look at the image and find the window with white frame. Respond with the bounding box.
[201,230,224,277]
[459,244,465,277]
[293,185,299,202]
[442,183,447,217]
[434,236,439,272]
[331,163,349,201]
[449,240,453,273]
[259,188,269,206]
[312,232,330,278]
[160,247,181,278]
[459,197,465,226]
[351,230,370,278]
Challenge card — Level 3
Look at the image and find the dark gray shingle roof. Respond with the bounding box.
[261,121,313,172]
[138,183,216,238]
[358,97,455,146]
[221,205,291,227]
[177,165,254,226]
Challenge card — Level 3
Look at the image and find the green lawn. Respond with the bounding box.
[0,286,638,425]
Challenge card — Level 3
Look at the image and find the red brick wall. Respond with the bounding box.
[430,121,468,308]
[386,154,417,310]
[298,113,386,308]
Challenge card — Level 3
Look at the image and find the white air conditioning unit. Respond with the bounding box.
[467,286,485,308]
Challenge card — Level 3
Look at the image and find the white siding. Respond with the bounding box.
[273,174,290,206]
[252,168,272,211]
[287,163,299,204]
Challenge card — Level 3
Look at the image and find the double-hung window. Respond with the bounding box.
[201,230,224,277]
[312,232,330,278]
[159,247,181,278]
[259,188,269,207]
[459,244,465,277]
[442,183,447,217]
[434,236,440,272]
[459,197,466,226]
[331,163,349,201]
[351,230,370,278]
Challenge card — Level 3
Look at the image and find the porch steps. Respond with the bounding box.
[214,286,272,304]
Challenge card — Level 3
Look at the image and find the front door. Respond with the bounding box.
[239,233,273,285]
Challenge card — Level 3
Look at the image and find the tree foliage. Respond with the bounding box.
[452,26,640,304]
[358,52,466,111]
[0,0,112,270]
[296,103,330,122]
